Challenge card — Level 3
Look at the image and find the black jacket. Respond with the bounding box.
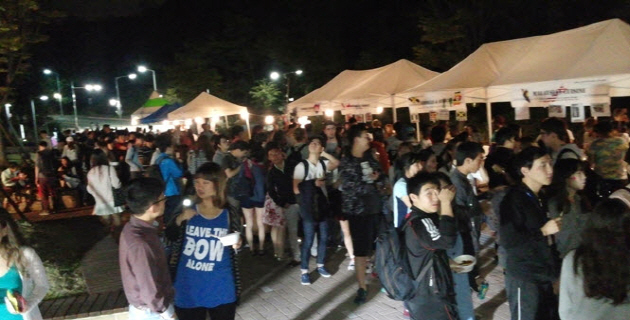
[484,147,515,188]
[405,207,457,298]
[499,184,559,283]
[266,163,296,207]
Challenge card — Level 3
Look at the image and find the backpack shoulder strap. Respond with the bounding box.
[319,159,327,173]
[301,160,309,182]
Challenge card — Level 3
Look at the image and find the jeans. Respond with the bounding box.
[285,204,301,261]
[505,273,559,320]
[300,219,328,270]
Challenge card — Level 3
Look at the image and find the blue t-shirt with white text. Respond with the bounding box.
[174,208,236,308]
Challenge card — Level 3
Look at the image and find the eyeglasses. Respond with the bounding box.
[153,197,167,205]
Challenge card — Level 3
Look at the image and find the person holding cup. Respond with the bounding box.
[170,162,242,320]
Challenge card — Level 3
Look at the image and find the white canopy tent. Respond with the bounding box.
[403,18,630,140]
[167,92,251,137]
[288,59,438,119]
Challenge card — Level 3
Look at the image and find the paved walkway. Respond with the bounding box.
[235,232,510,320]
[75,228,510,320]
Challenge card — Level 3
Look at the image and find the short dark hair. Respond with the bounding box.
[430,125,446,143]
[593,121,613,136]
[293,128,306,142]
[134,133,145,140]
[229,140,250,151]
[540,117,568,142]
[407,172,440,196]
[495,127,516,146]
[346,124,366,148]
[144,134,155,143]
[155,133,172,152]
[7,162,18,169]
[212,134,228,149]
[512,146,548,178]
[38,141,48,148]
[230,126,244,139]
[126,177,165,214]
[307,135,325,145]
[454,142,484,166]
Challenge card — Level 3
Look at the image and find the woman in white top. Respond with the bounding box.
[0,211,49,320]
[559,198,630,320]
[86,149,123,227]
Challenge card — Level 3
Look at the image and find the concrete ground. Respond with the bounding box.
[78,228,510,320]
[235,232,510,320]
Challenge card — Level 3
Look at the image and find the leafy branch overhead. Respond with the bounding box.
[249,79,282,112]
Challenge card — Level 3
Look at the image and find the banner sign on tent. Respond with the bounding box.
[570,104,585,123]
[509,80,610,108]
[590,103,611,118]
[437,109,450,120]
[514,107,530,120]
[548,105,565,118]
[407,90,465,110]
[429,112,437,122]
[456,110,467,121]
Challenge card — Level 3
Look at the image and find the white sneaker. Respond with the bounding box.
[39,211,50,216]
[365,261,373,274]
[347,258,355,271]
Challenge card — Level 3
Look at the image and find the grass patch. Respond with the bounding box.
[18,216,107,299]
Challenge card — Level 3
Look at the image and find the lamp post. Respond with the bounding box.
[114,73,137,118]
[71,82,102,129]
[43,69,64,115]
[270,69,303,108]
[137,65,157,91]
[31,96,49,143]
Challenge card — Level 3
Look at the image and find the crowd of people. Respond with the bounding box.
[1,114,629,320]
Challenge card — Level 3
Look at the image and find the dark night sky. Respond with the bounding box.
[21,0,630,117]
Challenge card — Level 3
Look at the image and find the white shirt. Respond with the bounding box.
[293,159,329,181]
[293,159,329,196]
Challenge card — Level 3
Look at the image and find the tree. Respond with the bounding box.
[249,79,282,113]
[0,0,63,160]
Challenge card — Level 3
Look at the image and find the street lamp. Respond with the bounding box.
[137,65,157,91]
[269,69,303,108]
[114,73,137,118]
[4,103,12,120]
[31,95,49,143]
[71,82,103,129]
[43,68,63,115]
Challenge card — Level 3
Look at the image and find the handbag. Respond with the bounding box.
[108,166,125,207]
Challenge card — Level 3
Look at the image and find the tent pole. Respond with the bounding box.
[486,102,493,143]
[391,94,397,123]
[416,121,420,142]
[245,116,251,141]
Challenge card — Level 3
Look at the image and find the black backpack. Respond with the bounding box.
[297,159,329,222]
[145,156,169,182]
[229,162,255,202]
[286,143,308,175]
[374,216,433,301]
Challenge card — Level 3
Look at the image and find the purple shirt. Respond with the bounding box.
[119,216,174,313]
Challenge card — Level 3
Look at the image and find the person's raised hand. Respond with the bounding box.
[541,217,562,236]
[438,185,456,203]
